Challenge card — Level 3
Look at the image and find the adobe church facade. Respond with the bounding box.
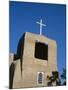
[9,32,57,88]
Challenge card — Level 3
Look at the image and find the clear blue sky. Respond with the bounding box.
[9,1,66,74]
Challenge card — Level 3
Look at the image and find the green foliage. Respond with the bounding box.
[47,71,61,86]
[61,68,66,85]
[47,68,66,86]
[61,68,66,79]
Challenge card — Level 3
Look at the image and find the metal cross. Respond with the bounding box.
[36,19,46,35]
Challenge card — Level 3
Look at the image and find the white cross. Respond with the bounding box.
[36,19,46,35]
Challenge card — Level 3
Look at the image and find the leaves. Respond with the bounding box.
[47,71,61,86]
[61,68,66,80]
[47,68,66,86]
[61,68,66,85]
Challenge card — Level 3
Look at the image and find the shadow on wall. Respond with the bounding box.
[9,33,25,89]
[9,63,16,89]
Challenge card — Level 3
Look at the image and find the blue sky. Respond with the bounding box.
[9,1,66,74]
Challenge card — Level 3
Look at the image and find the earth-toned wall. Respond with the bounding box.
[9,32,57,88]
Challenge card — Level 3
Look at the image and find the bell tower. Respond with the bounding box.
[10,32,57,88]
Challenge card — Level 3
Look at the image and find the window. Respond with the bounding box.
[35,42,48,60]
[37,72,44,85]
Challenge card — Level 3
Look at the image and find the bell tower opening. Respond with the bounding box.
[35,41,48,60]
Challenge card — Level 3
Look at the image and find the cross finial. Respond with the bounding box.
[36,19,46,35]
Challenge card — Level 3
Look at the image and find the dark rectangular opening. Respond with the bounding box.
[35,42,48,60]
